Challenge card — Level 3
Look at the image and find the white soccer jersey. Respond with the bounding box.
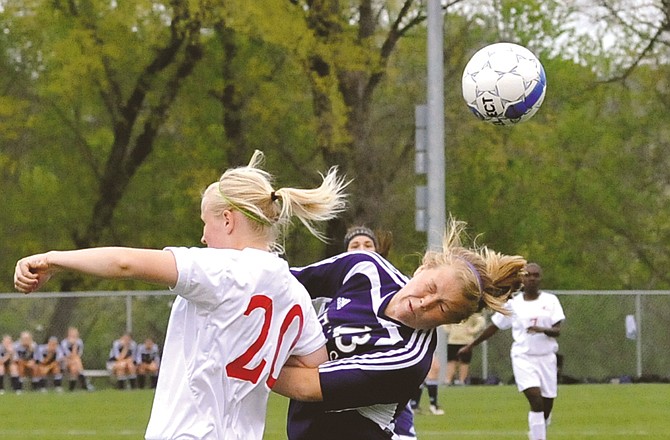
[144,247,326,440]
[491,291,565,356]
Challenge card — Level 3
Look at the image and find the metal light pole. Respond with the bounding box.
[425,0,448,379]
[426,0,445,250]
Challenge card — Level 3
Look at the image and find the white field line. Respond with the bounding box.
[417,429,654,437]
[0,429,143,436]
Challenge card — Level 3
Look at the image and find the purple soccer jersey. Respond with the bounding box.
[289,251,435,440]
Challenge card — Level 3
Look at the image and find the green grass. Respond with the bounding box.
[0,384,667,439]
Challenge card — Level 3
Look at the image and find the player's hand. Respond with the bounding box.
[526,326,543,334]
[14,253,54,294]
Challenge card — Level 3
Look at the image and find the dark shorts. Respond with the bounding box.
[447,344,472,363]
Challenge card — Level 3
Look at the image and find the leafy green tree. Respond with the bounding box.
[1,0,207,336]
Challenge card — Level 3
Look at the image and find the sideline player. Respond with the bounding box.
[36,336,64,391]
[108,333,138,389]
[14,150,348,440]
[60,327,92,391]
[274,219,527,439]
[0,335,20,393]
[135,337,160,389]
[459,263,564,440]
[444,312,485,385]
[14,331,39,392]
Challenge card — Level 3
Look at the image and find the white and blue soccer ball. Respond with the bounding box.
[462,42,546,126]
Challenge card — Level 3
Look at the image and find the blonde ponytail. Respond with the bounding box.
[202,150,348,251]
[273,167,348,242]
[421,217,526,318]
[480,249,527,314]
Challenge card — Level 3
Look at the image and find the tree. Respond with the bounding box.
[2,0,206,336]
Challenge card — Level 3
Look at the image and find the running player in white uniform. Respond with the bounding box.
[460,263,564,440]
[14,150,348,440]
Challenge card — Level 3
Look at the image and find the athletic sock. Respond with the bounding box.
[54,375,63,388]
[78,374,87,389]
[12,376,21,391]
[546,412,552,427]
[137,375,146,389]
[69,379,77,391]
[528,411,546,440]
[150,375,158,389]
[129,376,137,389]
[410,384,423,409]
[426,380,439,407]
[0,374,4,390]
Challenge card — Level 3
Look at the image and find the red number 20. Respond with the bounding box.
[225,294,304,388]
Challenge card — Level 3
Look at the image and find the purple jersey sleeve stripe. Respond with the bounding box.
[351,251,410,286]
[319,329,434,372]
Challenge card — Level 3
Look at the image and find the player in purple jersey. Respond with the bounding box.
[344,226,417,440]
[275,219,527,440]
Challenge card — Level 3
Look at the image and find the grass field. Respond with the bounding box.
[0,384,667,439]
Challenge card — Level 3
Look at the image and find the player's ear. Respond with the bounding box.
[222,209,235,233]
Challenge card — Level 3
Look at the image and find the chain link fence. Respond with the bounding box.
[1,290,669,381]
[438,291,670,384]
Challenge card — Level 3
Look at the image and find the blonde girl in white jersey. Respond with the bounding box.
[14,150,348,440]
[459,263,565,440]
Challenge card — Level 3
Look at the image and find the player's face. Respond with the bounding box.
[387,264,470,329]
[347,235,376,252]
[522,264,542,290]
[20,333,32,346]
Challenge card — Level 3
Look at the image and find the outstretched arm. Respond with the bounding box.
[14,247,178,293]
[458,323,499,356]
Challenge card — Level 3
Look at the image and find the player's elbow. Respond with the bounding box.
[273,368,323,402]
[113,255,138,278]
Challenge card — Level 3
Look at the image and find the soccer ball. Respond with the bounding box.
[462,42,546,126]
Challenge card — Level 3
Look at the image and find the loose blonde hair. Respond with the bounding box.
[421,218,526,318]
[202,150,348,251]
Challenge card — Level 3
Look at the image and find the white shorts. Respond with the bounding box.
[511,353,558,398]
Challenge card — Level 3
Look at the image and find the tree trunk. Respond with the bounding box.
[44,2,204,338]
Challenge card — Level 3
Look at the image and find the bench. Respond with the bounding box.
[82,369,111,378]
